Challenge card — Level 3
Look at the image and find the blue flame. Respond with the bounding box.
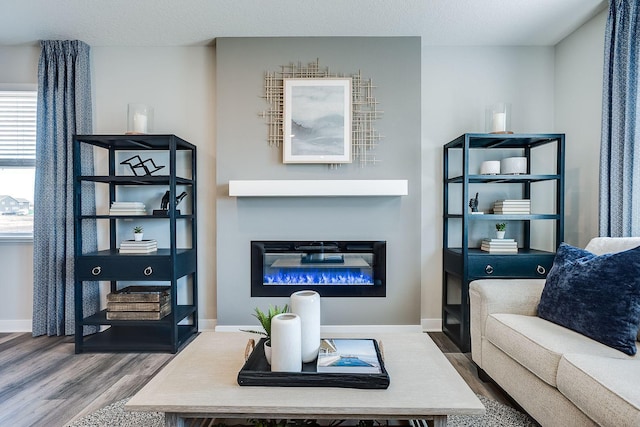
[264,268,373,285]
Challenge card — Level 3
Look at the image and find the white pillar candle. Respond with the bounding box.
[492,112,506,133]
[133,112,148,133]
[291,290,321,363]
[271,313,302,372]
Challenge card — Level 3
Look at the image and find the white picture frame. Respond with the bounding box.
[283,78,352,164]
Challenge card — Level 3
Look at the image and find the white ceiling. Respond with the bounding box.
[1,0,607,47]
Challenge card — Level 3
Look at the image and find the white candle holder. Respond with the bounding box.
[127,103,153,134]
[485,102,512,134]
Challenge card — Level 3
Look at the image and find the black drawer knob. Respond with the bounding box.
[537,265,546,275]
[91,266,101,276]
[485,265,494,275]
[143,266,153,276]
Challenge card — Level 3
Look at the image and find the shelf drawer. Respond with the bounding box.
[468,254,554,279]
[76,256,172,280]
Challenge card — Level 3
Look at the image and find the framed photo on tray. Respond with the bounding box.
[283,78,352,164]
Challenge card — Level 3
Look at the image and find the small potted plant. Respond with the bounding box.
[133,225,144,241]
[495,222,506,239]
[242,304,288,364]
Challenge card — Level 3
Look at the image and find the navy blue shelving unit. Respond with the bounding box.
[73,134,198,353]
[442,133,565,352]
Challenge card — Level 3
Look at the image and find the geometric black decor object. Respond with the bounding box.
[120,155,165,176]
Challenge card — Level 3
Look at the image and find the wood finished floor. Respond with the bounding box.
[0,331,512,427]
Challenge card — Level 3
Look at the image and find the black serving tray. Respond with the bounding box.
[237,338,390,389]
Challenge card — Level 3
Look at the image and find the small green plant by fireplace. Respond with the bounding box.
[242,304,289,340]
[133,226,143,233]
[495,223,506,231]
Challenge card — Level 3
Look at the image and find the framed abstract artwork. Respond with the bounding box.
[283,78,352,164]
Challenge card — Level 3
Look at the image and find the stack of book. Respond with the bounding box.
[106,285,171,320]
[109,201,147,215]
[481,238,518,253]
[493,199,530,214]
[119,239,158,253]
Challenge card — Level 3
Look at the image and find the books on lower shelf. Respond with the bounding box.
[481,238,518,253]
[493,199,530,214]
[119,239,158,253]
[106,286,171,320]
[316,338,382,373]
[109,201,147,215]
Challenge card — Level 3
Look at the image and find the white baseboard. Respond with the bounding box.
[0,319,32,332]
[198,319,217,331]
[0,318,443,334]
[421,318,442,332]
[215,323,424,334]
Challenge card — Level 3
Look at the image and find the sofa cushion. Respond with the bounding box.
[557,354,640,427]
[537,243,640,355]
[584,237,640,256]
[485,313,639,387]
[585,237,640,342]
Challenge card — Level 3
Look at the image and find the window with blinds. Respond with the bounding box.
[0,91,37,167]
[0,89,36,238]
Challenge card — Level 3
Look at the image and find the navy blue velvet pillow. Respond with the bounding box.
[537,243,640,355]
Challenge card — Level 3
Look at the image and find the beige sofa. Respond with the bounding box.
[470,237,640,427]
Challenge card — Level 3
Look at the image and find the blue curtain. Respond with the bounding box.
[32,40,98,336]
[600,0,640,237]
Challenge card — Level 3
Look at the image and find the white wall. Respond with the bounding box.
[555,9,607,247]
[92,47,217,325]
[420,46,556,325]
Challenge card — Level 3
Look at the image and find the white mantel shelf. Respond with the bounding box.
[228,180,408,197]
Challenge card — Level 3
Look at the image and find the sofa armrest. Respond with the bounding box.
[469,278,546,366]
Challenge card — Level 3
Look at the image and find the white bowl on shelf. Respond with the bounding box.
[501,157,527,174]
[480,161,501,175]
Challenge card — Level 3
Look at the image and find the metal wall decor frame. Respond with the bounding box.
[260,59,383,167]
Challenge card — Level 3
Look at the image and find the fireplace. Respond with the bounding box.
[251,241,386,297]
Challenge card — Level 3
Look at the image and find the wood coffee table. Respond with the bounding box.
[126,332,484,427]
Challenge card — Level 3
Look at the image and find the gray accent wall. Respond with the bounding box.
[215,37,422,326]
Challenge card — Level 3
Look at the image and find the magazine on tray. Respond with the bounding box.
[316,338,382,373]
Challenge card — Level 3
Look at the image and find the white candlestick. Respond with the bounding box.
[492,112,506,133]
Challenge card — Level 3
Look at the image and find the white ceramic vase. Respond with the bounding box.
[134,232,143,241]
[496,230,506,239]
[270,313,302,372]
[290,290,321,363]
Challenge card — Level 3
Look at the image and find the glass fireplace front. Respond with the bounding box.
[251,241,386,297]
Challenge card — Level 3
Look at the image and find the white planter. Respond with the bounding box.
[496,230,506,239]
[134,232,143,241]
[264,340,272,365]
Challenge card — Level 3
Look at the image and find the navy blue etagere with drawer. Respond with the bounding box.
[443,133,564,352]
[73,134,198,353]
